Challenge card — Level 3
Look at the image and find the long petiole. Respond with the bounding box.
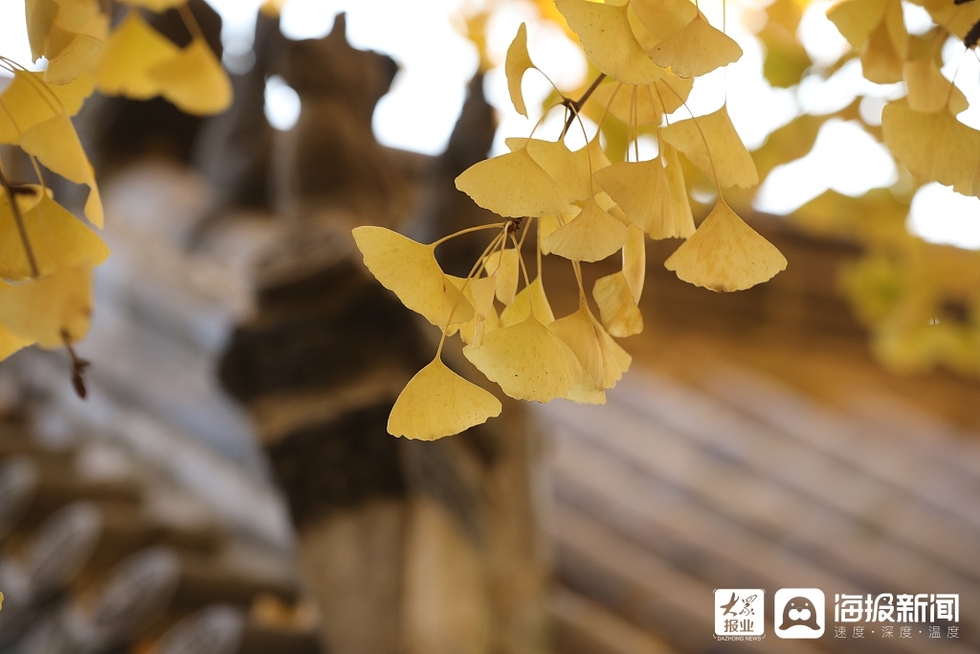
[0,164,39,278]
[432,222,506,248]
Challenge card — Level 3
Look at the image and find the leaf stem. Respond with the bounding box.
[432,222,505,248]
[0,165,39,278]
[657,81,725,202]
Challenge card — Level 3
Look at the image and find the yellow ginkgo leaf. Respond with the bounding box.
[505,23,536,117]
[662,144,696,237]
[0,70,95,145]
[555,0,665,84]
[595,158,681,238]
[0,325,33,363]
[914,0,980,40]
[543,197,628,262]
[827,0,886,48]
[591,190,629,224]
[484,248,520,305]
[45,31,103,85]
[352,226,474,328]
[148,37,232,115]
[593,271,644,337]
[648,14,742,78]
[661,106,759,188]
[463,314,581,402]
[623,224,646,303]
[550,303,605,388]
[500,276,555,326]
[0,263,94,348]
[565,374,607,404]
[118,0,186,10]
[881,99,980,196]
[39,0,108,84]
[469,275,498,319]
[26,0,59,61]
[448,275,500,346]
[664,200,787,291]
[387,357,502,440]
[592,311,632,388]
[551,301,633,389]
[506,138,593,203]
[860,0,906,84]
[19,113,103,227]
[96,10,179,99]
[0,190,109,281]
[456,148,573,217]
[539,214,561,255]
[904,53,968,115]
[632,0,698,40]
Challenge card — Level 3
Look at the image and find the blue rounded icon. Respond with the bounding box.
[774,588,825,639]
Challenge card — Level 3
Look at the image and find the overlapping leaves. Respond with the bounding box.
[0,0,232,373]
[353,0,792,439]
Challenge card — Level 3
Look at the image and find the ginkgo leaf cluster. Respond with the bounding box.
[354,0,790,441]
[0,0,232,372]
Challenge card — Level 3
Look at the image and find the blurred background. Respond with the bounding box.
[0,0,979,653]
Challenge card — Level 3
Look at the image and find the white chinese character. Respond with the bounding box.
[895,594,915,622]
[836,594,864,622]
[931,594,959,622]
[913,594,929,622]
[871,594,894,622]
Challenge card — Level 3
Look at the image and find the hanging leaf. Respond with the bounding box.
[0,70,95,145]
[631,0,699,40]
[881,99,980,196]
[543,197,628,262]
[500,276,555,326]
[352,226,474,328]
[554,0,665,84]
[648,14,743,78]
[593,271,644,337]
[463,315,582,402]
[595,158,690,238]
[148,37,233,115]
[623,224,646,303]
[551,301,631,390]
[505,23,536,117]
[0,263,95,348]
[456,148,573,217]
[661,106,759,188]
[387,357,502,440]
[664,201,787,291]
[96,10,180,99]
[484,248,521,305]
[19,113,103,227]
[0,190,109,281]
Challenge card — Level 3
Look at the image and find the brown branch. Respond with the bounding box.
[561,72,606,139]
[62,330,91,400]
[0,166,40,278]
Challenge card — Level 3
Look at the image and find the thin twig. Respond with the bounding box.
[62,330,90,400]
[0,166,39,278]
[561,72,606,139]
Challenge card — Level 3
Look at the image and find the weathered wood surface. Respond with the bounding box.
[539,363,980,653]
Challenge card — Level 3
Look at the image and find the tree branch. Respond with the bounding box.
[561,72,606,139]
